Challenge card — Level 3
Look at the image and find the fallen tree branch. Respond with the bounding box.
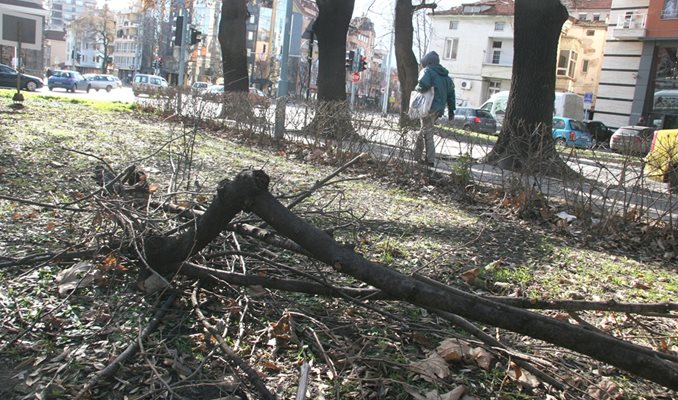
[285,152,366,210]
[485,295,678,316]
[144,170,678,390]
[75,291,178,399]
[0,193,88,212]
[191,283,276,400]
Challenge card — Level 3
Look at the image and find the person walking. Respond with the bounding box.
[413,51,456,166]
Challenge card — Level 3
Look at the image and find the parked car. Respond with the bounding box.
[584,120,613,146]
[191,81,210,94]
[609,126,655,155]
[132,74,168,96]
[48,70,89,92]
[552,117,593,149]
[645,128,678,190]
[0,63,43,91]
[83,74,120,92]
[449,107,497,134]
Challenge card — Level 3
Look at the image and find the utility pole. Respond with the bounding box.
[381,30,394,115]
[177,5,188,112]
[276,0,293,97]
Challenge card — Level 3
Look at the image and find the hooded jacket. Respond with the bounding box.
[415,51,456,118]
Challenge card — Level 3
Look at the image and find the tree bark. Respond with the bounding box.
[394,0,420,128]
[394,1,437,128]
[304,0,356,138]
[314,0,354,102]
[486,0,574,177]
[219,0,250,92]
[144,170,678,390]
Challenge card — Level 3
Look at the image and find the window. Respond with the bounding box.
[488,80,501,96]
[592,13,601,21]
[586,30,595,36]
[443,38,458,60]
[557,50,578,78]
[578,13,587,20]
[494,21,505,31]
[582,60,589,73]
[491,41,502,64]
[449,20,458,30]
[248,31,254,40]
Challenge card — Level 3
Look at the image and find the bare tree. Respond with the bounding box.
[70,5,116,74]
[302,0,356,138]
[314,0,355,102]
[394,0,437,127]
[485,0,575,176]
[219,0,249,92]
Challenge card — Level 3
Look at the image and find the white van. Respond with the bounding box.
[480,91,584,130]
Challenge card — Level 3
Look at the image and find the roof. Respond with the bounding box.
[564,0,612,10]
[436,0,515,17]
[0,0,45,10]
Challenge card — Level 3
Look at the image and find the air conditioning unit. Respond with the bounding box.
[459,79,472,90]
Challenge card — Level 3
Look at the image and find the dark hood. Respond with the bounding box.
[421,51,440,67]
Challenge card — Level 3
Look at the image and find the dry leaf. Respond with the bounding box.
[507,362,540,388]
[441,386,465,400]
[460,268,480,283]
[586,379,624,399]
[436,338,472,362]
[469,347,494,370]
[148,182,160,193]
[408,352,450,382]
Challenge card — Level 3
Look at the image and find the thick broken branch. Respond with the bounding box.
[144,170,678,390]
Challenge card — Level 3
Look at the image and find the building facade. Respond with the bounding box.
[431,0,611,112]
[0,0,48,75]
[46,0,96,30]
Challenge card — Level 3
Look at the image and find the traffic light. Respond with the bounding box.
[345,50,355,71]
[190,28,202,45]
[359,56,367,72]
[173,16,184,46]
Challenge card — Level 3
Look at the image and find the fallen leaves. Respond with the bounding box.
[409,338,496,384]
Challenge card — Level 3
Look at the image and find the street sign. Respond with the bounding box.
[584,92,593,110]
[352,72,360,83]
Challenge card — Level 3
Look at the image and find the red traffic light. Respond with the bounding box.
[359,56,367,72]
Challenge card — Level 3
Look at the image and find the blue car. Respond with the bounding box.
[48,70,90,92]
[552,117,592,149]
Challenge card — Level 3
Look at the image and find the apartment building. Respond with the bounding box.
[46,0,96,30]
[430,0,611,110]
[112,5,142,81]
[0,0,48,75]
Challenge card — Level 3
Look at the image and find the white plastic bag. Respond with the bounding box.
[408,87,435,119]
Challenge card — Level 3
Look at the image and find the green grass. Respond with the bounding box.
[0,88,135,113]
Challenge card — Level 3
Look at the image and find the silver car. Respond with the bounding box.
[609,126,655,155]
[83,74,121,92]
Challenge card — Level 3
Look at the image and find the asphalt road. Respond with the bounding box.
[33,85,136,103]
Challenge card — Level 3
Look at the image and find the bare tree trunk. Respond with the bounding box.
[394,0,437,128]
[486,0,575,177]
[219,0,249,92]
[304,0,355,138]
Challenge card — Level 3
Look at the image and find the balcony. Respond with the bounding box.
[613,12,647,39]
